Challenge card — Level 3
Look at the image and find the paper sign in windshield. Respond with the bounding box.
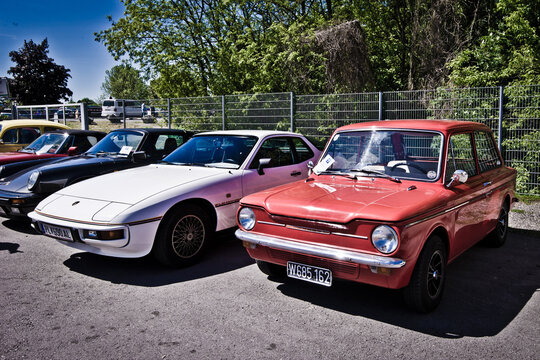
[313,155,335,175]
[119,146,133,155]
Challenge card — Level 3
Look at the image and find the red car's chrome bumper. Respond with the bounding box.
[235,229,406,269]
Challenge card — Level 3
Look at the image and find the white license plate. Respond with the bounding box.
[287,261,332,287]
[41,223,73,242]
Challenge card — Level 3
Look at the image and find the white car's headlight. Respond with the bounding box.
[371,225,399,254]
[27,171,40,190]
[238,207,256,231]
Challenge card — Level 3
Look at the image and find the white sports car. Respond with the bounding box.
[29,130,320,266]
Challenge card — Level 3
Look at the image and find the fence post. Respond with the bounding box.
[378,92,384,121]
[498,86,504,151]
[122,101,126,129]
[81,103,89,130]
[290,92,295,132]
[167,98,171,129]
[222,95,226,130]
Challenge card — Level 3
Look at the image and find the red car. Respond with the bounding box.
[0,130,105,177]
[236,120,517,312]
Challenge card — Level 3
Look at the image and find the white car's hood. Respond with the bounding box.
[56,164,228,205]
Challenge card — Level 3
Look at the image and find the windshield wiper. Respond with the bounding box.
[94,151,117,157]
[169,162,206,167]
[317,170,353,177]
[350,168,401,183]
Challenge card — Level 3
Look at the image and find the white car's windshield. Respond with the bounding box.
[163,135,258,169]
[319,130,443,181]
[87,130,144,155]
[21,133,70,154]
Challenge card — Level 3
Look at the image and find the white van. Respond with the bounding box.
[101,99,143,119]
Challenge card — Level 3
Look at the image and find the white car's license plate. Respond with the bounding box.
[287,261,332,287]
[41,223,73,242]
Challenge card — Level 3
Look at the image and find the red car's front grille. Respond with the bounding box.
[268,248,359,277]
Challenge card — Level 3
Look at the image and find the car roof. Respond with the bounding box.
[336,120,491,133]
[46,129,106,136]
[112,128,193,135]
[195,130,300,137]
[0,120,71,129]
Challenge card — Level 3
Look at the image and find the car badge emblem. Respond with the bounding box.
[72,201,80,206]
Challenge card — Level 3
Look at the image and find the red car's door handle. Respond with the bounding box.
[290,171,302,176]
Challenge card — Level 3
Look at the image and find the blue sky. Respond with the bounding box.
[0,0,125,102]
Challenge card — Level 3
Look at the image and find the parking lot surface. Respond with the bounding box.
[0,220,538,359]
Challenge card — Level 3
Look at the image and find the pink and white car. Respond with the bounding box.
[29,130,320,267]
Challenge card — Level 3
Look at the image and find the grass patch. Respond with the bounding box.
[516,194,540,204]
[511,209,525,214]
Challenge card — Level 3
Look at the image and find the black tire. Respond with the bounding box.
[153,204,213,267]
[256,260,286,278]
[483,202,509,248]
[403,236,447,313]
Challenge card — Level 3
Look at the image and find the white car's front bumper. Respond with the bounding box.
[29,210,161,258]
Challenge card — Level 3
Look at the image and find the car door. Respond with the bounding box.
[445,132,489,258]
[0,128,20,152]
[473,130,505,232]
[242,136,310,196]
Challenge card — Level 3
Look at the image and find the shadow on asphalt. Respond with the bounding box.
[273,230,540,338]
[2,219,38,235]
[0,242,23,253]
[62,231,255,286]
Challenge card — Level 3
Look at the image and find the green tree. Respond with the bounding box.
[77,97,98,105]
[447,0,540,86]
[95,0,353,97]
[7,38,73,105]
[100,64,151,99]
[97,0,502,94]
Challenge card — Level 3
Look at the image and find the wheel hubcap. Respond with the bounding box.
[171,215,205,258]
[497,208,508,238]
[427,251,444,298]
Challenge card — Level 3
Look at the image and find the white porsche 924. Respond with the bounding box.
[29,130,320,267]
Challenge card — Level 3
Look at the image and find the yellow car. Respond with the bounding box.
[0,120,70,152]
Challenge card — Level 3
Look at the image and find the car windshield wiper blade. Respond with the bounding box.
[317,170,353,177]
[94,151,117,157]
[350,168,401,183]
[169,162,206,167]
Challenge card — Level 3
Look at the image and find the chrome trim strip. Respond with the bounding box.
[236,229,405,268]
[286,225,330,235]
[332,232,369,240]
[405,201,470,228]
[258,221,368,239]
[257,221,285,227]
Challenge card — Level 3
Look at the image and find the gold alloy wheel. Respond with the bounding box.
[171,214,206,258]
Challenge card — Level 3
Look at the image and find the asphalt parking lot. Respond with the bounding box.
[0,219,538,359]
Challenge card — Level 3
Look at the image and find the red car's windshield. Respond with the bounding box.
[319,129,443,181]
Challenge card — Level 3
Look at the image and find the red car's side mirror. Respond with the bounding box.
[67,146,79,156]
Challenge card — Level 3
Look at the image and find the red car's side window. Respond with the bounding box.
[474,131,501,173]
[446,133,477,182]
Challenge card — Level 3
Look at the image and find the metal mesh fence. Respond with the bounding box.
[384,87,501,138]
[12,86,540,194]
[224,93,291,131]
[169,96,223,132]
[503,85,540,195]
[295,92,379,147]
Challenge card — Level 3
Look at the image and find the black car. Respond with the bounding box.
[0,128,193,220]
[0,129,106,178]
